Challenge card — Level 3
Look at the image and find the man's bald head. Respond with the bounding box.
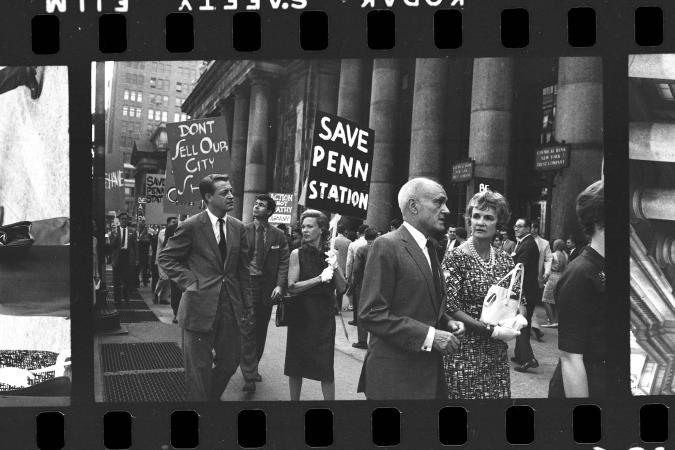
[397,178,449,236]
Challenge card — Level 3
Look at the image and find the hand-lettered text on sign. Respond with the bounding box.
[306,112,374,220]
[165,116,230,204]
[268,193,295,224]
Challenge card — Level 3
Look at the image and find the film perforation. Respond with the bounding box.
[372,407,401,446]
[36,411,65,450]
[299,11,329,51]
[238,409,266,447]
[305,408,334,447]
[103,410,132,449]
[367,10,396,49]
[166,13,195,53]
[233,11,262,51]
[438,406,468,445]
[572,404,602,443]
[505,405,534,444]
[501,8,529,49]
[567,7,597,47]
[434,9,463,49]
[635,6,664,47]
[32,14,60,55]
[171,410,199,448]
[99,13,127,53]
[639,403,669,443]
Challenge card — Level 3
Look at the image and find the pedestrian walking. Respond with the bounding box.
[159,174,254,401]
[511,218,541,372]
[442,190,525,399]
[154,217,177,304]
[350,227,378,349]
[110,212,138,305]
[357,178,465,400]
[284,210,346,401]
[239,194,290,394]
[541,239,568,327]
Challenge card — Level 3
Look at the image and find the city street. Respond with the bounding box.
[94,268,558,401]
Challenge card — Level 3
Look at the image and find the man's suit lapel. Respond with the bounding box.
[224,215,236,271]
[263,226,274,263]
[199,212,223,267]
[397,226,438,312]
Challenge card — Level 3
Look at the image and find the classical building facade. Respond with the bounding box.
[105,60,203,215]
[182,57,603,241]
[629,54,675,395]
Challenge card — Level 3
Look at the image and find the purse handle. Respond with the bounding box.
[494,263,524,308]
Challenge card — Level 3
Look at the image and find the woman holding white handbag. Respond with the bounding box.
[441,190,528,399]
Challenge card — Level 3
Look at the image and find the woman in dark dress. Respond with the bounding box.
[442,190,527,399]
[548,180,606,398]
[284,210,346,400]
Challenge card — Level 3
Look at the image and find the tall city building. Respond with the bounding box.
[104,60,204,216]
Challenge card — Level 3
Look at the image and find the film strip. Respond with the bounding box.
[0,0,671,448]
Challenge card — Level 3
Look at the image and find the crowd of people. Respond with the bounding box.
[104,172,605,401]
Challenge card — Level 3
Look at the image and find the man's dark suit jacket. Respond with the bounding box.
[158,212,253,333]
[357,224,455,400]
[244,223,290,296]
[513,234,540,303]
[110,226,138,268]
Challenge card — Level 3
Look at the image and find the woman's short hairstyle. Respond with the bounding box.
[576,180,604,237]
[465,190,511,226]
[552,239,566,252]
[300,209,330,244]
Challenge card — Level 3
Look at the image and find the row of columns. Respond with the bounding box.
[219,57,602,237]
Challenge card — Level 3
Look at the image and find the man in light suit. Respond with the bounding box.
[159,174,253,401]
[110,212,138,304]
[357,178,465,400]
[239,194,290,393]
[511,218,541,372]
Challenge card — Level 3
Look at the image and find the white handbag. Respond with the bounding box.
[479,263,524,326]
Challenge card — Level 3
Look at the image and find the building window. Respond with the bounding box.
[163,95,169,105]
[122,105,128,116]
[150,77,156,88]
[130,91,136,102]
[181,113,187,121]
[148,109,154,120]
[155,110,161,121]
[174,112,180,122]
[152,61,157,72]
[175,98,181,107]
[123,90,129,100]
[137,92,142,102]
[176,82,182,93]
[162,111,168,122]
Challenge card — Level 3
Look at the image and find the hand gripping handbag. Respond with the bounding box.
[275,294,298,327]
[479,263,524,326]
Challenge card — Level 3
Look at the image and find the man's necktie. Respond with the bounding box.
[121,227,126,250]
[255,225,265,269]
[218,218,227,262]
[426,240,441,298]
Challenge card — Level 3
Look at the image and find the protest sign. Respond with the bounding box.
[165,116,230,203]
[268,193,294,224]
[163,153,202,216]
[306,111,374,220]
[145,173,165,203]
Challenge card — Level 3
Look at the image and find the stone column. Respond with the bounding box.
[630,122,675,162]
[467,58,514,202]
[337,59,367,123]
[551,57,603,240]
[230,85,250,220]
[631,187,675,222]
[366,59,402,231]
[242,74,272,223]
[408,58,449,181]
[317,60,340,115]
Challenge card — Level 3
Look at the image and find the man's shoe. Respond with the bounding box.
[510,356,521,364]
[172,317,178,324]
[348,320,356,326]
[352,342,368,350]
[254,374,262,382]
[514,359,539,373]
[533,328,544,342]
[243,381,256,393]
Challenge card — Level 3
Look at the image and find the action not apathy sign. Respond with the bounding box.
[306,112,374,219]
[166,116,230,203]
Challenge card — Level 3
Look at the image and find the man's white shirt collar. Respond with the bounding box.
[402,221,428,251]
[206,209,227,242]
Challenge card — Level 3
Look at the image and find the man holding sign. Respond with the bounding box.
[159,174,253,401]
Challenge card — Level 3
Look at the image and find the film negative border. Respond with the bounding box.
[0,0,665,448]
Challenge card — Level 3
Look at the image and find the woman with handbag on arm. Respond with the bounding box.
[284,209,346,400]
[441,190,528,399]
